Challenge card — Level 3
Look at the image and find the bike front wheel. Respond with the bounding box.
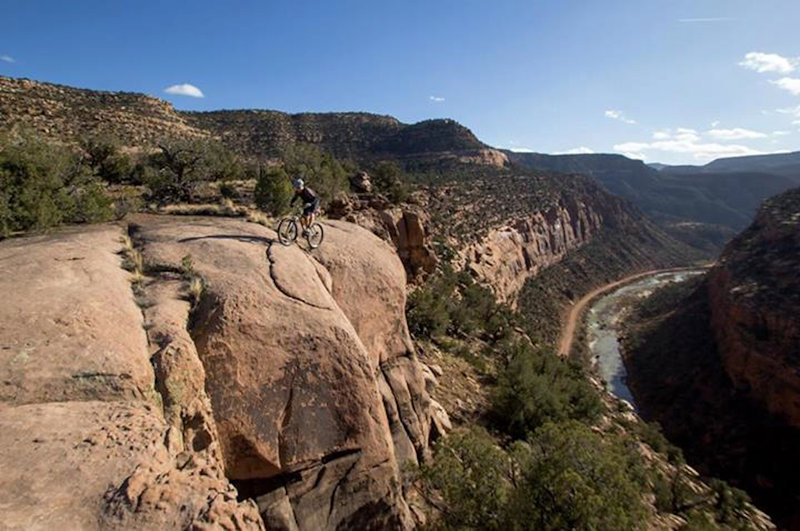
[306,222,324,249]
[277,218,298,246]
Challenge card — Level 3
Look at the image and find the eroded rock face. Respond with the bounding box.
[465,198,604,304]
[329,199,438,281]
[0,215,434,530]
[0,225,262,530]
[707,188,800,428]
[133,215,433,529]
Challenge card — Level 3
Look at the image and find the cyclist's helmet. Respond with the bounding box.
[292,177,304,189]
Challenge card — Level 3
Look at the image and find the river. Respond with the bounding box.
[585,270,705,409]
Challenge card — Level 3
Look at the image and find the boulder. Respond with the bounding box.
[350,171,373,193]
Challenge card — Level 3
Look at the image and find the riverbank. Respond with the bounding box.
[557,266,711,357]
[583,270,706,407]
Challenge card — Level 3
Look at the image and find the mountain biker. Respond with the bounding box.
[291,177,320,235]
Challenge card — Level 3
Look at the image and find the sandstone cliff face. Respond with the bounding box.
[0,216,437,530]
[465,198,604,303]
[0,225,263,530]
[707,187,800,428]
[329,195,438,280]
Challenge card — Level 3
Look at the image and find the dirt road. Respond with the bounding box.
[557,266,709,356]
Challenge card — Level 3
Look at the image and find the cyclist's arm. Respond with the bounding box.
[290,192,299,206]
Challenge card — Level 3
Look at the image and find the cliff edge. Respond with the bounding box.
[0,216,439,530]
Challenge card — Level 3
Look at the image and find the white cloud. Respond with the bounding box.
[605,109,636,125]
[772,130,791,136]
[614,128,777,162]
[678,17,735,23]
[674,128,700,142]
[164,83,205,98]
[739,52,797,74]
[706,128,767,140]
[622,152,646,160]
[770,77,800,96]
[0,55,14,63]
[429,95,445,102]
[777,104,800,118]
[556,146,595,155]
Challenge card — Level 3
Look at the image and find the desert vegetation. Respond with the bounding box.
[408,252,761,529]
[0,130,112,237]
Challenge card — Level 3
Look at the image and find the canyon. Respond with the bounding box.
[620,187,800,528]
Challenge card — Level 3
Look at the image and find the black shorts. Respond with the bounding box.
[303,198,320,216]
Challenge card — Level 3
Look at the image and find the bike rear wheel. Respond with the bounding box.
[278,218,298,246]
[306,222,324,249]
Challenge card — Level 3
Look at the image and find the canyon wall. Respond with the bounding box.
[465,198,604,303]
[707,188,800,428]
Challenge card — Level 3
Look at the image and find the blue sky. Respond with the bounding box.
[2,0,799,164]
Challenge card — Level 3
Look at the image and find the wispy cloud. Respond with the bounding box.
[555,146,595,155]
[777,104,800,117]
[429,95,445,102]
[770,77,800,96]
[0,55,15,63]
[706,128,767,140]
[678,17,735,23]
[605,109,636,125]
[614,128,776,162]
[164,83,205,98]
[740,52,797,74]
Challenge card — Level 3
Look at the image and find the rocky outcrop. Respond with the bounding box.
[707,187,800,427]
[327,195,438,280]
[0,216,437,530]
[465,198,603,303]
[0,225,262,530]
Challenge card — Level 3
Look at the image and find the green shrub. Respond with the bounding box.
[407,285,450,339]
[507,421,648,530]
[143,138,247,203]
[81,136,134,183]
[421,422,649,530]
[371,161,410,204]
[0,131,111,236]
[420,427,512,530]
[254,166,293,216]
[492,341,603,437]
[281,143,348,203]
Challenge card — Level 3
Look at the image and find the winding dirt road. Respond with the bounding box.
[557,266,709,356]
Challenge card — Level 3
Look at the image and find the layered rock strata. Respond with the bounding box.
[465,198,603,303]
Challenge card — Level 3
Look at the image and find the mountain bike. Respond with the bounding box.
[277,209,324,248]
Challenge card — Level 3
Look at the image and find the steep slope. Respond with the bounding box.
[418,167,698,307]
[0,216,441,530]
[708,187,800,426]
[506,151,798,253]
[621,187,800,527]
